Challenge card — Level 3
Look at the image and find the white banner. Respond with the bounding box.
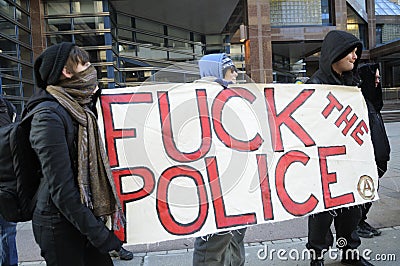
[98,83,378,245]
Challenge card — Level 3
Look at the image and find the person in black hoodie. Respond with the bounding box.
[306,30,373,266]
[356,63,390,238]
[27,42,124,266]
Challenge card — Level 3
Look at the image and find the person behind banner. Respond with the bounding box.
[193,53,247,266]
[305,30,373,266]
[356,63,390,238]
[28,42,125,266]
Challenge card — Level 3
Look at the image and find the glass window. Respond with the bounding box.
[167,39,190,50]
[270,0,323,26]
[376,25,383,45]
[72,0,103,13]
[47,18,72,32]
[86,50,98,62]
[0,57,19,76]
[97,65,109,79]
[46,35,73,46]
[18,27,31,46]
[117,14,132,27]
[20,45,32,62]
[136,33,164,47]
[168,27,189,40]
[194,43,203,56]
[118,29,134,42]
[1,77,21,96]
[15,0,29,11]
[86,49,108,63]
[99,50,107,62]
[135,18,164,35]
[169,51,192,61]
[137,46,167,60]
[73,17,105,30]
[193,33,202,43]
[375,0,400,15]
[0,0,14,18]
[0,21,16,39]
[0,38,17,57]
[321,0,331,25]
[382,24,400,44]
[347,6,367,47]
[16,7,29,27]
[118,43,137,57]
[45,1,70,15]
[74,33,105,46]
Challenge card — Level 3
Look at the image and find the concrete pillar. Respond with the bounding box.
[334,0,348,31]
[246,0,273,83]
[30,0,46,59]
[366,0,376,50]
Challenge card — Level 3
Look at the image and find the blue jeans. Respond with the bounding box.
[0,217,18,266]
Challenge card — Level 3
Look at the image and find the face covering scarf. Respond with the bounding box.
[46,65,124,230]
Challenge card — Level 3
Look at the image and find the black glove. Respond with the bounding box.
[96,231,123,254]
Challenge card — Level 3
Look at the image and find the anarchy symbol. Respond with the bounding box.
[357,175,375,200]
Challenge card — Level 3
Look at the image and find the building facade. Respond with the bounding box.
[1,0,399,111]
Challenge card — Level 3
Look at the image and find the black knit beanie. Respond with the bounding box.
[34,42,76,89]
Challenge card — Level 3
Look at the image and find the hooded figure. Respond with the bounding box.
[306,31,375,266]
[359,63,383,111]
[308,30,363,85]
[358,63,390,173]
[198,53,238,87]
[356,63,391,240]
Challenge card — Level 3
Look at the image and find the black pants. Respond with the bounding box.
[193,228,246,266]
[307,206,362,257]
[360,161,386,224]
[32,212,113,266]
[360,202,372,223]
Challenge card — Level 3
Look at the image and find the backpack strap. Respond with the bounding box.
[21,105,68,129]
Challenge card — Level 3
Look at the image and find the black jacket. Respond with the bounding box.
[307,30,363,86]
[25,90,110,247]
[358,63,391,165]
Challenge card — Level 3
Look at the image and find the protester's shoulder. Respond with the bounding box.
[30,100,72,126]
[194,77,229,88]
[194,76,218,84]
[306,76,323,84]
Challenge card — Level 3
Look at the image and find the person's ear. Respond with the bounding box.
[61,66,73,79]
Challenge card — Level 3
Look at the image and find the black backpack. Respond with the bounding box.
[0,102,61,222]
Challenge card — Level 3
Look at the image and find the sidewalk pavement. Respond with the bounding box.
[17,122,400,266]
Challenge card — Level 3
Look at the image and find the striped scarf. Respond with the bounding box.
[46,65,124,229]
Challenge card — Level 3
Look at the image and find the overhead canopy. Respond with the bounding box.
[110,0,240,34]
